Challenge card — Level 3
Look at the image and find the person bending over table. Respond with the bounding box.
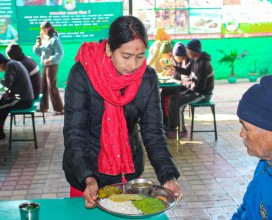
[63,15,182,208]
[168,39,214,136]
[0,53,34,142]
[160,42,192,138]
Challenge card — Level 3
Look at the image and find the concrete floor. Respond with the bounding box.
[0,79,260,219]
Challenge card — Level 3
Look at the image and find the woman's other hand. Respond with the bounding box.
[84,177,98,208]
[163,179,182,201]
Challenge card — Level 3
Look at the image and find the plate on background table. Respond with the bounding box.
[95,182,177,218]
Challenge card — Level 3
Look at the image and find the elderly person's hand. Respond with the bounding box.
[163,179,182,201]
[83,177,98,208]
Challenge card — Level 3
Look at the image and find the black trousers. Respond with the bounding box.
[168,90,211,131]
[0,97,33,134]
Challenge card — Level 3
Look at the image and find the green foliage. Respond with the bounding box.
[259,67,269,76]
[217,49,248,76]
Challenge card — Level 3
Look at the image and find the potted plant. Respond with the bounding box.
[217,49,248,83]
[247,60,259,82]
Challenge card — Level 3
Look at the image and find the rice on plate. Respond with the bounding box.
[98,198,143,215]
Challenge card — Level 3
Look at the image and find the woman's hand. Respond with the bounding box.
[163,179,182,201]
[44,59,52,65]
[83,177,98,208]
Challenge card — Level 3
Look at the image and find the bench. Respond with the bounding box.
[9,94,44,150]
[189,101,217,141]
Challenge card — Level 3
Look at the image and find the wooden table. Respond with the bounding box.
[0,197,169,220]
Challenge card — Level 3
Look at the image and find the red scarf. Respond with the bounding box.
[75,40,146,175]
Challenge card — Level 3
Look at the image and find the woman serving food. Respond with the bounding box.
[63,15,182,208]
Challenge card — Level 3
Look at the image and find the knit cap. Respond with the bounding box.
[0,53,9,64]
[186,39,202,53]
[159,41,173,54]
[173,42,186,56]
[6,44,24,60]
[237,75,272,131]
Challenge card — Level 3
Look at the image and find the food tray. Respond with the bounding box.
[95,182,177,218]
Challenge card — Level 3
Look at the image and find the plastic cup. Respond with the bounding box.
[19,202,40,220]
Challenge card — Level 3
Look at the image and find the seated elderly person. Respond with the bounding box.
[232,75,272,219]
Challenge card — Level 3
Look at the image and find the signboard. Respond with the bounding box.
[16,1,123,44]
[131,0,272,39]
[1,0,272,46]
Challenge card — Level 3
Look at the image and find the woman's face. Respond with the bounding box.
[41,27,50,36]
[106,39,146,76]
[239,119,272,160]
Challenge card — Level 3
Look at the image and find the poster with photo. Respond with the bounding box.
[176,0,189,8]
[174,9,189,33]
[222,3,272,37]
[134,9,156,34]
[156,0,176,9]
[155,9,176,33]
[189,0,223,8]
[189,9,221,33]
[134,0,154,9]
[0,0,18,45]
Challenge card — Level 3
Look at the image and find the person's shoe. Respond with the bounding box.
[37,108,48,112]
[165,129,188,139]
[54,110,64,115]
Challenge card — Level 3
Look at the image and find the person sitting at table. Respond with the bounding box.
[0,53,34,143]
[63,15,182,208]
[167,39,214,138]
[6,44,41,99]
[232,75,272,219]
[160,42,192,137]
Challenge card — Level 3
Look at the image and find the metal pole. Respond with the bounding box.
[129,0,132,15]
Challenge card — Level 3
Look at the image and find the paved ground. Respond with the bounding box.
[0,79,260,219]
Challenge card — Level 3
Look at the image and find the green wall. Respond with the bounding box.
[1,37,271,87]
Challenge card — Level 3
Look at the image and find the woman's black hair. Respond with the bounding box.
[108,16,148,52]
[40,21,59,38]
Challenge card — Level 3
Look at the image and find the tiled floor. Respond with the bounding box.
[0,79,260,219]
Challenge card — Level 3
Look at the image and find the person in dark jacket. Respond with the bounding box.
[6,44,41,99]
[63,15,181,208]
[168,39,214,136]
[0,53,34,141]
